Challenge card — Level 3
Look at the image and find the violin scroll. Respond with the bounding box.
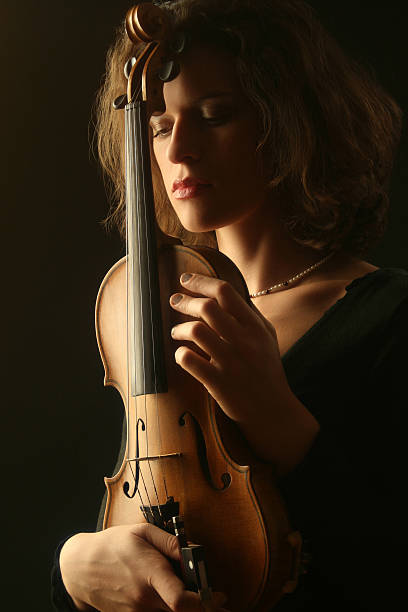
[126,3,169,45]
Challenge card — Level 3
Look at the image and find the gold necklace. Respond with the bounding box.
[249,252,335,298]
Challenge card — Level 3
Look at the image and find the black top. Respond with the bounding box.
[51,267,408,611]
[276,267,408,611]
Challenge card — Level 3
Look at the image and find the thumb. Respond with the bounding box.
[131,523,181,561]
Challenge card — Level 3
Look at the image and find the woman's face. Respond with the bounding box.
[150,45,271,233]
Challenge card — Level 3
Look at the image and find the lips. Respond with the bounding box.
[172,177,211,192]
[172,177,212,199]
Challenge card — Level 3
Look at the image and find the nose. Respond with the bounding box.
[166,118,201,165]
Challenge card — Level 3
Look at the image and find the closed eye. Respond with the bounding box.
[203,115,229,125]
[151,108,233,138]
[152,127,172,138]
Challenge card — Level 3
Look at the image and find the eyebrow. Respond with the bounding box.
[195,91,235,102]
[149,92,235,124]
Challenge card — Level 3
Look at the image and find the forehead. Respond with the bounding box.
[161,44,243,108]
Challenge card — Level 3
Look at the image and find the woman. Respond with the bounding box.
[52,0,406,610]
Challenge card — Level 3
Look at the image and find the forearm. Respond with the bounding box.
[236,383,320,477]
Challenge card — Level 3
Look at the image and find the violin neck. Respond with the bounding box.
[125,101,167,396]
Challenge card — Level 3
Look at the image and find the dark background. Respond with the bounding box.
[0,1,406,609]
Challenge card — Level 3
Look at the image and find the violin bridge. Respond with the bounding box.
[126,452,182,462]
[140,497,180,531]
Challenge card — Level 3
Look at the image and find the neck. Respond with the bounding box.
[215,198,328,296]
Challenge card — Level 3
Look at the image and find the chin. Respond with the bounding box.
[173,199,245,234]
[174,209,219,234]
[180,219,217,234]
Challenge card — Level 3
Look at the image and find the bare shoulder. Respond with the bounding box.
[327,254,379,282]
[259,255,380,356]
[297,255,378,314]
[309,254,379,303]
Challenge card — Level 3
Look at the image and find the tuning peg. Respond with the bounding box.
[124,57,137,80]
[170,31,187,54]
[158,59,180,82]
[113,94,127,110]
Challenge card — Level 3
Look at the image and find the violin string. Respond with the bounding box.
[133,106,161,513]
[125,104,133,508]
[139,103,170,504]
[140,102,170,503]
[130,82,170,518]
[131,105,155,519]
[127,451,150,523]
[131,84,142,105]
[127,105,153,520]
[138,449,154,511]
[134,105,164,518]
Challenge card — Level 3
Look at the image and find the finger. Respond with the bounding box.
[128,525,198,612]
[131,523,180,561]
[153,581,204,612]
[174,346,219,393]
[179,273,260,329]
[171,320,230,364]
[158,587,228,612]
[170,292,239,344]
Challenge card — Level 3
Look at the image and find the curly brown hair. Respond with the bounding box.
[94,0,402,255]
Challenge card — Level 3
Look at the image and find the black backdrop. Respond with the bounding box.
[1,1,406,609]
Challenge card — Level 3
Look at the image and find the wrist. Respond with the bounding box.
[60,534,95,611]
[237,383,320,476]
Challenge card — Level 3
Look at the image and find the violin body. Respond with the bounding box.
[96,243,301,611]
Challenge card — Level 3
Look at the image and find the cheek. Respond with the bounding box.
[153,147,172,192]
[220,124,259,170]
[220,135,265,194]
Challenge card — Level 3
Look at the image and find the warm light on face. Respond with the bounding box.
[151,45,270,234]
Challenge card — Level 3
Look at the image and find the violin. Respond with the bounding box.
[95,3,301,609]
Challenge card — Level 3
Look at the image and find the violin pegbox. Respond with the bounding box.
[143,28,188,114]
[122,3,188,115]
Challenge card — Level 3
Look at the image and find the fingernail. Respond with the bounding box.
[170,293,183,305]
[171,326,176,337]
[180,273,193,283]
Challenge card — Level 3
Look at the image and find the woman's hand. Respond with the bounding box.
[59,523,228,612]
[170,273,286,423]
[170,273,319,475]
